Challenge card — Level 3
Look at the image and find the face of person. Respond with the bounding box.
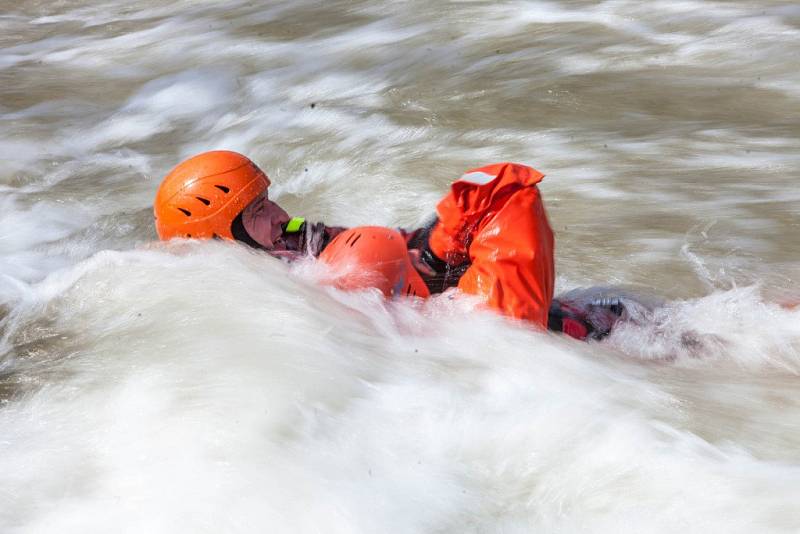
[241,193,291,250]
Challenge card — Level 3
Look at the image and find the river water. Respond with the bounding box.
[2,1,800,532]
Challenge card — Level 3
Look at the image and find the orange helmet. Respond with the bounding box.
[154,150,270,240]
[319,226,431,299]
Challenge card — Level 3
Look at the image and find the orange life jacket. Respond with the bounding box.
[427,162,555,328]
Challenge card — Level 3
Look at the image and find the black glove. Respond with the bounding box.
[406,216,468,293]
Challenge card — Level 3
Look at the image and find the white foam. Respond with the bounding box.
[607,285,800,369]
[2,246,800,532]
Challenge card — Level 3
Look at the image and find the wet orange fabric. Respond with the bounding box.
[428,163,555,327]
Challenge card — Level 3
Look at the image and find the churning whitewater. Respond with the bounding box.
[2,1,800,532]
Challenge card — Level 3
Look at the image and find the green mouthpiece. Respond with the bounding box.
[284,217,305,233]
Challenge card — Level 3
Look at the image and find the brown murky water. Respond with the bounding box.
[2,1,800,532]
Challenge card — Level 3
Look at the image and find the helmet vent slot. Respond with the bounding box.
[195,196,211,206]
[215,185,230,194]
[349,233,362,247]
[178,208,192,217]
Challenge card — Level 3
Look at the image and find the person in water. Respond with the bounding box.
[153,150,625,339]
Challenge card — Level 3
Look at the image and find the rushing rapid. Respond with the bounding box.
[2,1,800,532]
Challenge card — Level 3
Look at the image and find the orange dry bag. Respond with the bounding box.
[318,226,430,299]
